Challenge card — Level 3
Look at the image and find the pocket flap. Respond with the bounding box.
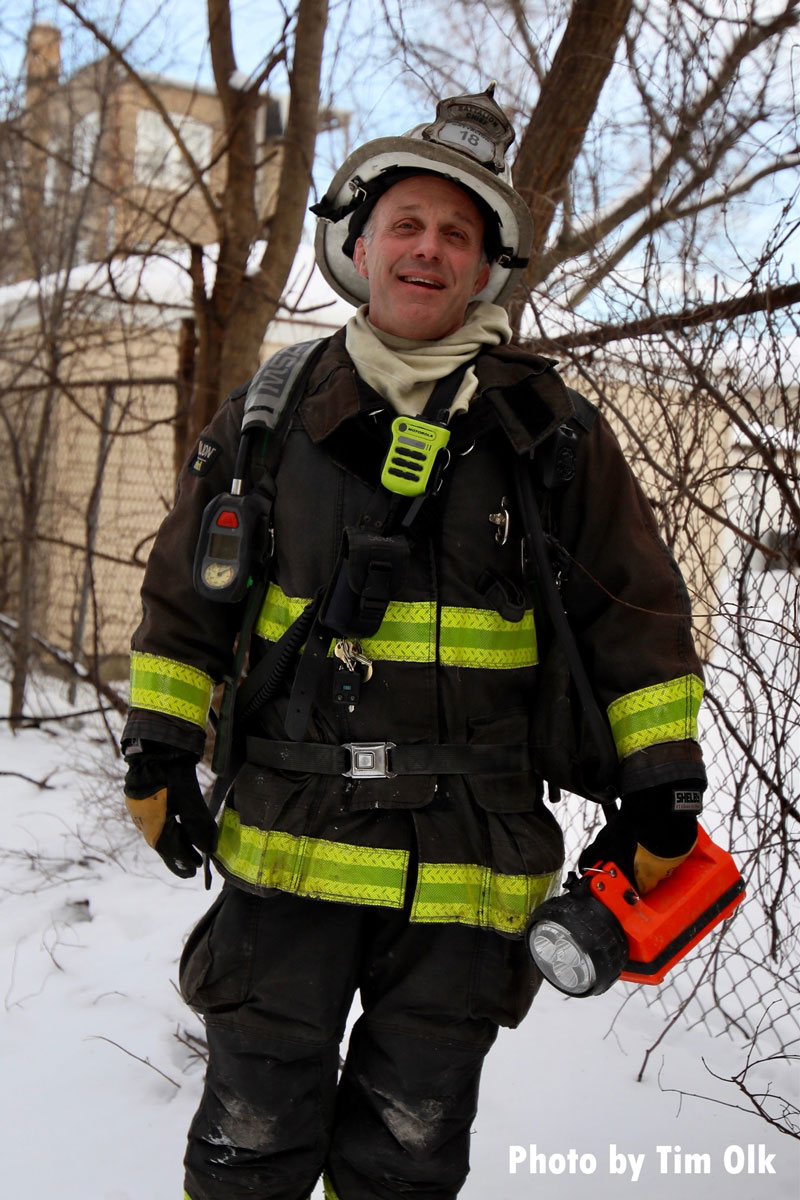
[467,709,537,812]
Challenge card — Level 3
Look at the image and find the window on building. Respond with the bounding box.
[72,110,100,189]
[761,527,800,573]
[134,108,211,190]
[41,111,101,207]
[739,466,800,574]
[0,158,21,227]
[43,145,60,206]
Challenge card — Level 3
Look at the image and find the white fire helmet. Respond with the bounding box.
[311,85,533,308]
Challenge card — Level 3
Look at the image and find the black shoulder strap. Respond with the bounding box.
[565,387,599,434]
[531,389,598,493]
[207,339,329,793]
[226,337,329,493]
[283,360,477,743]
[513,450,618,815]
[242,337,328,437]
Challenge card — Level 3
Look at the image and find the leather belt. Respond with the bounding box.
[246,737,532,779]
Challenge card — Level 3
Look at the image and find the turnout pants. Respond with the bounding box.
[180,874,540,1199]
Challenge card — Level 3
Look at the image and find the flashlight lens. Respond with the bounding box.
[530,919,597,994]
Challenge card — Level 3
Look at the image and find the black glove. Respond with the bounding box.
[124,741,218,878]
[578,781,703,894]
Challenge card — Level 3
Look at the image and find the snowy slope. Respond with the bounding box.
[0,676,797,1200]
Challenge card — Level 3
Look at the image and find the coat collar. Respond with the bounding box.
[298,326,576,453]
[298,329,362,443]
[474,344,575,453]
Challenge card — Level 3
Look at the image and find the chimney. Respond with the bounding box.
[25,23,62,92]
[22,24,62,247]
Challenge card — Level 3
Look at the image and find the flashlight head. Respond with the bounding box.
[526,879,629,997]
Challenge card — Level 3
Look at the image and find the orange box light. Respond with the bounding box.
[527,826,745,997]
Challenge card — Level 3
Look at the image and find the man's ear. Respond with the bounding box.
[353,237,369,279]
[471,260,491,296]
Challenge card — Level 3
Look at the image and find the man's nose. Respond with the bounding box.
[412,227,444,260]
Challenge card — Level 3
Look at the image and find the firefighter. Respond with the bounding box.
[123,86,706,1200]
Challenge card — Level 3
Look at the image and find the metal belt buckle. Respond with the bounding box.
[343,742,396,779]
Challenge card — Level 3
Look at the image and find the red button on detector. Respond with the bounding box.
[216,510,239,528]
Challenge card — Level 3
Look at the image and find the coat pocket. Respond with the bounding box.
[231,759,310,829]
[179,887,259,1016]
[466,710,565,882]
[467,709,538,813]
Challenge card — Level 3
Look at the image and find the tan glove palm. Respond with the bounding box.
[124,745,217,878]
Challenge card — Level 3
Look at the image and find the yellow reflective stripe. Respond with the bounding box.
[255,583,536,670]
[360,599,435,662]
[256,585,435,661]
[607,674,704,759]
[439,606,537,669]
[129,651,213,728]
[323,1175,341,1200]
[216,808,408,907]
[411,862,560,934]
[255,582,310,642]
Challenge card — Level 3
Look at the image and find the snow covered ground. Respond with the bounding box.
[1,674,797,1200]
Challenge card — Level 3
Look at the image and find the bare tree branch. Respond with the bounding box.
[526,280,800,352]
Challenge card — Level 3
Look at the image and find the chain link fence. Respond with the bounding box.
[552,311,800,1066]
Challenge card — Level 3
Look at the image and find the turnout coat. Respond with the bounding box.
[124,330,706,937]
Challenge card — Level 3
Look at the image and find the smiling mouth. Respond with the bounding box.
[399,275,445,290]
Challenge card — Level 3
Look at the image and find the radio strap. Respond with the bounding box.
[513,452,618,816]
[283,361,473,742]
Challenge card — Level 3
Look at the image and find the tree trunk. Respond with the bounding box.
[8,373,55,726]
[174,317,198,473]
[9,528,34,726]
[177,0,328,454]
[507,0,634,333]
[219,0,329,399]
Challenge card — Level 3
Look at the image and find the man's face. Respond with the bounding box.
[352,175,491,341]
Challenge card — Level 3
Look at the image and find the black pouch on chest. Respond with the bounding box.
[321,527,410,638]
